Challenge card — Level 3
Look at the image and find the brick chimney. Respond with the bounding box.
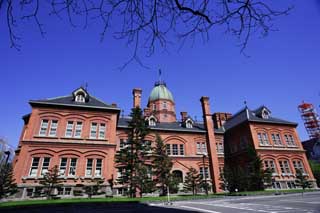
[200,96,222,193]
[132,88,142,108]
[213,112,232,129]
[180,112,188,122]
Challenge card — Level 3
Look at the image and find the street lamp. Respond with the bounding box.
[4,151,11,165]
[202,154,208,196]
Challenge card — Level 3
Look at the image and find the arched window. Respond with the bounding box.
[75,92,85,103]
[149,117,156,126]
[262,109,270,119]
[172,170,183,183]
[186,120,193,128]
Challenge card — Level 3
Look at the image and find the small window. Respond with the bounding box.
[166,144,171,155]
[200,167,209,179]
[29,157,40,177]
[152,104,156,111]
[86,159,93,176]
[172,144,178,155]
[41,157,50,176]
[59,158,67,176]
[39,120,49,136]
[65,121,74,137]
[95,159,102,177]
[149,118,156,126]
[69,158,77,176]
[186,121,193,128]
[98,123,106,139]
[75,94,85,103]
[262,110,269,119]
[74,122,83,138]
[90,123,97,138]
[196,142,201,153]
[49,120,58,136]
[163,101,167,109]
[179,144,184,155]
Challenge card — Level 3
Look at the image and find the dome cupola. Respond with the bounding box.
[148,81,174,103]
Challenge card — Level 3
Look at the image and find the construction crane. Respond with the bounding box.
[298,102,320,139]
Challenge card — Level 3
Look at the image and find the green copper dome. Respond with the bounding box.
[148,81,174,102]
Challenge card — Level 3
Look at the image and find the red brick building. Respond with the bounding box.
[13,83,316,198]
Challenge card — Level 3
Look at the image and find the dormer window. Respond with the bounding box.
[186,121,193,128]
[72,87,89,103]
[185,118,193,128]
[147,116,157,126]
[75,94,85,103]
[149,118,156,126]
[262,109,269,119]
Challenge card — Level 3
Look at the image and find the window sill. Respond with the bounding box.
[287,145,298,148]
[61,137,83,140]
[259,144,272,147]
[87,138,108,142]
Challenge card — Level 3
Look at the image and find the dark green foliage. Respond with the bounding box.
[295,169,312,191]
[115,107,150,197]
[133,164,155,197]
[183,167,201,195]
[223,145,271,192]
[83,180,104,198]
[0,163,18,199]
[39,165,62,199]
[309,160,320,187]
[152,134,173,196]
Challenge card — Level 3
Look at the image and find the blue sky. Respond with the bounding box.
[1,0,320,147]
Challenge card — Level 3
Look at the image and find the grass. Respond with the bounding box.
[0,189,317,208]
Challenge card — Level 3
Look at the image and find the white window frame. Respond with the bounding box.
[90,123,98,139]
[68,158,77,176]
[39,120,49,136]
[29,157,40,177]
[40,157,51,176]
[172,144,178,155]
[95,159,102,177]
[98,123,106,139]
[49,120,58,137]
[179,144,184,155]
[59,158,68,176]
[65,121,74,137]
[74,122,83,138]
[75,94,85,103]
[86,159,93,176]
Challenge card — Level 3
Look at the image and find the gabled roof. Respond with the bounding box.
[117,117,225,134]
[224,106,297,130]
[29,87,120,111]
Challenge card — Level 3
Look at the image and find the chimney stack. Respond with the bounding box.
[200,96,222,193]
[132,88,142,108]
[180,112,188,122]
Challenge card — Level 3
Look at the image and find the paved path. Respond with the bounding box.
[158,192,320,213]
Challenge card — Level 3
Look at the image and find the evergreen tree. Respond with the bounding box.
[309,160,320,187]
[133,164,155,197]
[263,168,273,189]
[83,179,104,198]
[39,165,62,199]
[246,145,264,191]
[295,169,312,193]
[0,163,18,199]
[183,167,201,195]
[115,107,150,197]
[152,134,173,196]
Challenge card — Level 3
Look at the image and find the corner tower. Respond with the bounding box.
[147,81,176,122]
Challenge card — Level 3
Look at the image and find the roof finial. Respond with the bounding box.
[244,100,248,108]
[85,82,88,91]
[159,69,162,82]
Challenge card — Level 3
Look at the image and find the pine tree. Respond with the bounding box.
[0,163,18,199]
[39,165,62,199]
[183,167,201,195]
[133,164,155,197]
[152,134,173,196]
[295,169,312,193]
[115,107,150,197]
[246,145,264,191]
[83,179,104,198]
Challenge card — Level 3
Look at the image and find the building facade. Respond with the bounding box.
[13,83,316,198]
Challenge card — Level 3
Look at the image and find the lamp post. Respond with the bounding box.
[202,154,208,196]
[4,151,11,165]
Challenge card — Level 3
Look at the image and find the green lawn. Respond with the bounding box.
[0,189,317,208]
